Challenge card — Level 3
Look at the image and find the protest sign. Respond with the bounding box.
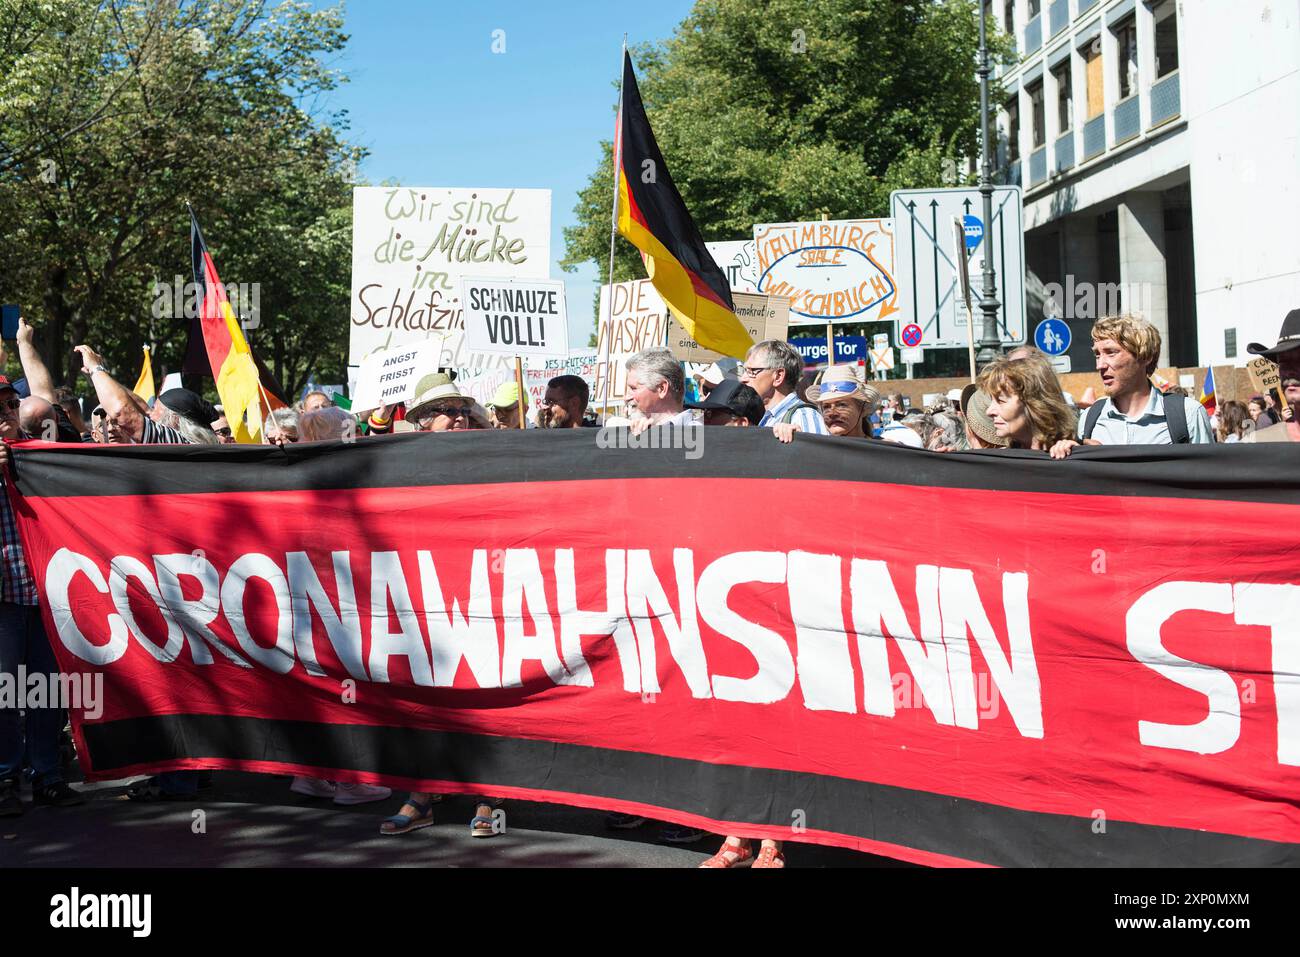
[666,292,788,363]
[752,219,901,326]
[523,351,600,409]
[12,438,1300,868]
[348,186,550,373]
[1248,357,1281,394]
[349,337,444,413]
[706,240,760,293]
[460,277,568,358]
[593,279,670,409]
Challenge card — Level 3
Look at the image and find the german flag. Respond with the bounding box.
[616,51,753,358]
[189,207,279,443]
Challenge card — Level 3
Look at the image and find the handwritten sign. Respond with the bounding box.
[752,219,901,326]
[666,292,789,363]
[349,337,445,413]
[460,277,568,358]
[348,186,550,372]
[706,240,760,293]
[593,280,670,410]
[1247,357,1281,393]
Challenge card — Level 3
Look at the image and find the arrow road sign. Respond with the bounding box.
[889,186,1026,350]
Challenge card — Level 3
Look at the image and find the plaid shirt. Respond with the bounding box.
[0,473,38,606]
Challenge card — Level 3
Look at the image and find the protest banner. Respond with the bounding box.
[752,218,901,326]
[666,292,789,364]
[10,437,1300,868]
[1248,357,1282,394]
[349,186,550,375]
[594,279,670,410]
[706,240,760,293]
[460,277,568,359]
[349,337,445,413]
[523,351,600,409]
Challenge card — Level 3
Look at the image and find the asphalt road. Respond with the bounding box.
[0,771,903,869]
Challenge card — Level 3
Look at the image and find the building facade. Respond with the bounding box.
[990,0,1300,372]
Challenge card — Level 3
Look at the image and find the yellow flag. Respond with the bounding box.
[133,346,156,402]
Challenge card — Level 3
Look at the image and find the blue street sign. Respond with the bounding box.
[789,335,868,366]
[1035,317,1071,356]
[962,214,983,252]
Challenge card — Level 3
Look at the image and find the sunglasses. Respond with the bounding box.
[415,404,472,426]
[0,398,20,412]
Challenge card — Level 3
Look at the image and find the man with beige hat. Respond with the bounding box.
[803,365,879,439]
[1244,308,1300,443]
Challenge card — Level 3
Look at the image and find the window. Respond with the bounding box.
[1028,81,1046,147]
[1003,0,1015,34]
[1084,43,1105,119]
[1115,16,1138,100]
[1154,0,1179,77]
[1027,0,1041,17]
[1006,99,1021,162]
[1054,63,1072,132]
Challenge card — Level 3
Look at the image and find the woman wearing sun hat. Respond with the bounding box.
[960,383,1010,449]
[771,365,878,443]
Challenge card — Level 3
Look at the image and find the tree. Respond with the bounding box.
[0,0,362,394]
[562,0,1009,338]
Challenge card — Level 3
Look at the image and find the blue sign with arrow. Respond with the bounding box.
[1034,317,1071,356]
[962,214,983,252]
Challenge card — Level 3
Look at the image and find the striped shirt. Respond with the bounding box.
[142,416,193,445]
[759,391,830,435]
[0,474,37,606]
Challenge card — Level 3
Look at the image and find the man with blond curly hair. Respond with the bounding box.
[1053,315,1212,456]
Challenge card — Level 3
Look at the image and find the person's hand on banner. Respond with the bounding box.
[772,422,800,444]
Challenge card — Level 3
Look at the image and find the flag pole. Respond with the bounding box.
[598,35,627,419]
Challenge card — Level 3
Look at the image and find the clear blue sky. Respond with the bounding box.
[312,0,695,344]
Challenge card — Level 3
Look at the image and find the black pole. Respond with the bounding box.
[976,2,1002,369]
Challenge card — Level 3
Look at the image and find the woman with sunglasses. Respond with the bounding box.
[366,373,477,435]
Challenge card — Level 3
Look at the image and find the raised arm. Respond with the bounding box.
[75,344,147,442]
[15,318,57,402]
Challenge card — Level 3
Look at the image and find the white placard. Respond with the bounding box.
[348,186,551,372]
[900,346,924,365]
[349,337,445,413]
[460,277,568,358]
[706,240,760,293]
[870,347,895,371]
[593,279,671,410]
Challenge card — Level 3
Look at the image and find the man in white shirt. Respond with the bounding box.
[624,347,694,427]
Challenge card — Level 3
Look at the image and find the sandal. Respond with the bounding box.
[380,797,435,835]
[470,803,499,838]
[699,839,753,868]
[751,844,786,868]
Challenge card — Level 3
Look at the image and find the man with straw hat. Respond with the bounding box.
[801,365,879,439]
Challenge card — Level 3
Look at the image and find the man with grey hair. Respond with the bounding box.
[927,411,968,452]
[624,347,692,426]
[740,339,828,437]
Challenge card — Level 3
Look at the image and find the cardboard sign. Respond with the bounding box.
[1248,357,1281,393]
[348,186,550,373]
[349,337,444,413]
[666,292,789,363]
[752,219,900,326]
[593,280,671,410]
[706,240,760,293]
[460,277,568,358]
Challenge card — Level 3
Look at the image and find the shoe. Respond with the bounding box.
[0,781,22,817]
[751,844,786,868]
[605,812,648,830]
[289,776,337,799]
[699,839,754,868]
[470,803,500,838]
[333,782,392,805]
[32,781,84,808]
[380,797,435,835]
[660,824,707,844]
[123,777,191,802]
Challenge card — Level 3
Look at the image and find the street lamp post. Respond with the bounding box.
[976,2,1003,369]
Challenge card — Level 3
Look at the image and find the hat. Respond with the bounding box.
[879,422,924,448]
[805,365,879,405]
[488,381,528,409]
[159,388,219,429]
[960,383,1009,448]
[1247,309,1300,359]
[0,376,16,396]
[686,378,765,425]
[405,372,463,419]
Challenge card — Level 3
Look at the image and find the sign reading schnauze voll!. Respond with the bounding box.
[349,186,551,372]
[460,277,568,358]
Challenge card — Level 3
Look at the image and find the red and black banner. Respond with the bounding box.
[7,433,1300,867]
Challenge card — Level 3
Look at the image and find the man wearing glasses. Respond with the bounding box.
[539,375,588,429]
[1245,309,1300,443]
[739,339,828,438]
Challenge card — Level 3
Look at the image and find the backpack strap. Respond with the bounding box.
[1162,391,1190,444]
[777,400,819,425]
[1082,399,1107,440]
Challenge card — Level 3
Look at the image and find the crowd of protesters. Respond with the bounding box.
[0,306,1295,868]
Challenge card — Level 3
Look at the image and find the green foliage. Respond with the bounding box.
[562,0,1009,339]
[0,0,363,395]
